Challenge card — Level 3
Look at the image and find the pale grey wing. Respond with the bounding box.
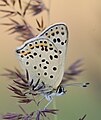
[37,23,68,87]
[38,23,68,54]
[16,37,61,89]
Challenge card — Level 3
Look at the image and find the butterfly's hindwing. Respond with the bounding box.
[38,23,68,55]
[38,23,68,88]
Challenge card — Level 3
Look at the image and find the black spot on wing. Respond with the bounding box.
[21,55,24,58]
[33,66,37,69]
[45,46,48,51]
[39,54,41,57]
[30,46,34,49]
[35,42,37,44]
[50,75,53,78]
[56,31,59,34]
[53,67,57,71]
[40,40,43,43]
[46,61,49,64]
[61,27,64,30]
[57,38,61,42]
[54,55,58,58]
[49,47,53,50]
[54,50,57,53]
[45,33,48,36]
[43,66,47,69]
[44,41,47,44]
[61,42,64,45]
[59,50,62,54]
[33,52,37,56]
[44,72,47,76]
[42,59,45,62]
[38,73,40,76]
[29,55,34,58]
[53,38,56,43]
[50,55,53,60]
[51,32,55,36]
[36,45,39,48]
[29,43,32,47]
[26,61,29,65]
[61,32,64,35]
[39,64,41,67]
[27,56,29,59]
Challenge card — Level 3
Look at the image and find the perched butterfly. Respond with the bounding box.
[16,23,89,108]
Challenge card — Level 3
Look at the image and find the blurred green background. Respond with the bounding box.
[0,0,101,119]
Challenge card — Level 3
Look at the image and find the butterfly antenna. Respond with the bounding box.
[63,82,90,88]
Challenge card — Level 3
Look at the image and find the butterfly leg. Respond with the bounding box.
[44,97,53,109]
[37,96,45,106]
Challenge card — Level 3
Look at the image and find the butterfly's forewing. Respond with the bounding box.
[38,23,68,88]
[16,37,61,88]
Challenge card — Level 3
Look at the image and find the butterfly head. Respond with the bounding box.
[55,85,66,96]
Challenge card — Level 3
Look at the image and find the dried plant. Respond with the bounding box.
[0,0,47,42]
[1,60,88,120]
[0,0,88,120]
[1,105,58,120]
[27,0,48,16]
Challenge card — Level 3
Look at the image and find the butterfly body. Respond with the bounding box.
[16,23,68,102]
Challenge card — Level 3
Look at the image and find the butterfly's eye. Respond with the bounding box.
[56,86,64,95]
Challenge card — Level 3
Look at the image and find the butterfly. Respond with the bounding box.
[16,23,89,108]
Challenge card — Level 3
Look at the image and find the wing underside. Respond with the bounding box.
[16,23,68,89]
